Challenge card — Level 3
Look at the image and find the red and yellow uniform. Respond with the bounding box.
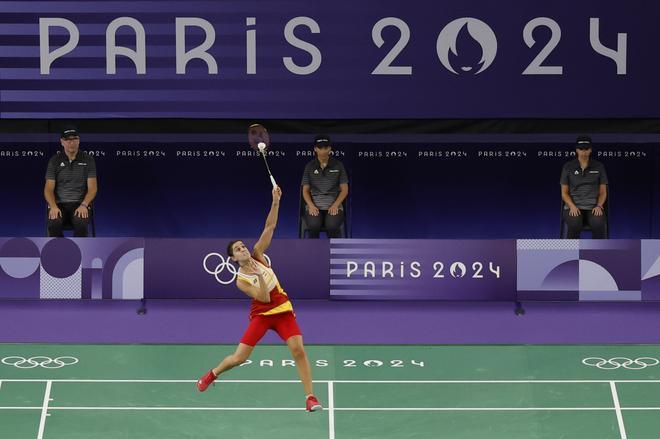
[237,258,301,346]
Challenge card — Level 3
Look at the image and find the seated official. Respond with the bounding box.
[560,135,608,239]
[44,128,98,237]
[301,135,349,238]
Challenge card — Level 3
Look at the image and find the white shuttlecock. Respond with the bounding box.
[257,142,266,151]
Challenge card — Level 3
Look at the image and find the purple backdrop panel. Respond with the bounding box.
[642,240,660,300]
[517,239,642,301]
[329,239,516,300]
[0,237,144,299]
[144,239,329,299]
[3,238,658,302]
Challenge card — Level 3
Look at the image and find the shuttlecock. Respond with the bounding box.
[257,142,266,151]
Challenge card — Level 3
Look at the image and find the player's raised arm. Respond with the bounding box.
[253,186,281,259]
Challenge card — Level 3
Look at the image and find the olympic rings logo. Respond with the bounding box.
[203,253,238,285]
[1,356,79,369]
[203,252,271,285]
[582,357,660,370]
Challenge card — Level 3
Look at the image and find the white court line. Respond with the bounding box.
[34,406,660,412]
[37,380,52,439]
[330,380,660,384]
[2,405,660,412]
[0,379,297,383]
[335,407,616,411]
[2,379,660,384]
[50,407,306,411]
[610,381,628,439]
[328,381,335,439]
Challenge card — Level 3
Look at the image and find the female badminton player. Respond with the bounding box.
[196,185,322,412]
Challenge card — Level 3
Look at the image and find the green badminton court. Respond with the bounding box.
[2,344,660,438]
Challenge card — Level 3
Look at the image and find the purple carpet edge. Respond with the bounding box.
[1,300,659,344]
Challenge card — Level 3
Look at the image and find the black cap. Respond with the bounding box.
[576,135,592,149]
[313,134,331,147]
[60,127,79,139]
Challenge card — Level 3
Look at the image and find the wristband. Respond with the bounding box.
[81,203,89,208]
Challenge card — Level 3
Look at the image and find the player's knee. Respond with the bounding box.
[290,344,305,360]
[233,352,250,365]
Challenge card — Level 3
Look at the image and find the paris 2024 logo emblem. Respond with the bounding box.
[436,18,497,75]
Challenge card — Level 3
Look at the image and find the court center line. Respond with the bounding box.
[610,381,628,439]
[37,380,52,439]
[328,381,335,439]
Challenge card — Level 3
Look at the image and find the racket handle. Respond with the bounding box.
[270,175,277,188]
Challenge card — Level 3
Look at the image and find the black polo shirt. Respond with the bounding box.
[45,150,97,203]
[560,159,608,209]
[301,157,348,210]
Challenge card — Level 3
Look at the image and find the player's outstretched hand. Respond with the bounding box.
[272,186,282,202]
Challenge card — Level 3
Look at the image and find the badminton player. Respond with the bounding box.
[196,185,322,412]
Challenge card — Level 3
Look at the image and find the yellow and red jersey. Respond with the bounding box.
[236,258,293,320]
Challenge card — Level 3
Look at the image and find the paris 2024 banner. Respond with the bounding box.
[1,238,660,301]
[0,0,656,118]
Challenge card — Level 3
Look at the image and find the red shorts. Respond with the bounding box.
[240,312,302,346]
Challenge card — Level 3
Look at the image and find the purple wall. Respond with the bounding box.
[2,299,660,344]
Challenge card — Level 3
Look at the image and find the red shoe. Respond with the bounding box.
[306,395,322,412]
[196,369,217,392]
